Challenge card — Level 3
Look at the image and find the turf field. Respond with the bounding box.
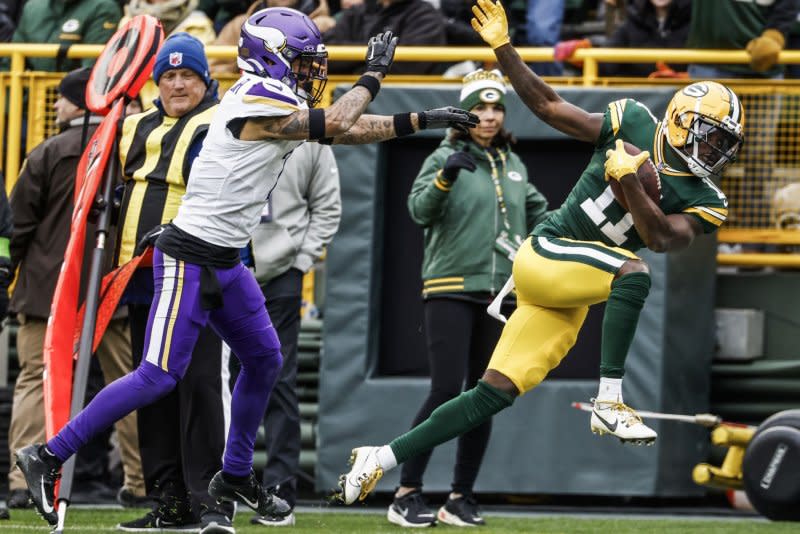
[1,508,796,533]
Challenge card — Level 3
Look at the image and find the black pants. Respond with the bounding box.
[129,303,230,519]
[400,297,504,494]
[258,268,303,508]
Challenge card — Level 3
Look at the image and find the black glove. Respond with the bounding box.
[418,106,480,134]
[134,224,168,257]
[441,147,477,182]
[365,31,398,75]
[0,257,11,328]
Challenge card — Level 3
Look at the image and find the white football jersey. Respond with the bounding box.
[173,73,306,248]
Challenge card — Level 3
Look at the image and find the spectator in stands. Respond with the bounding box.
[209,0,333,75]
[336,0,364,19]
[112,33,234,533]
[198,0,250,33]
[686,0,798,79]
[3,0,121,71]
[524,0,565,75]
[388,69,549,528]
[247,142,341,528]
[123,0,215,43]
[6,67,144,511]
[0,0,24,41]
[554,0,691,78]
[323,0,446,74]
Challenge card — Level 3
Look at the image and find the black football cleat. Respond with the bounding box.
[15,444,61,525]
[208,470,291,518]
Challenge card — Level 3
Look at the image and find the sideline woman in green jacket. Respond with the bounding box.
[389,69,549,528]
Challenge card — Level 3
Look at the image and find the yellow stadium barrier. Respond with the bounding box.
[3,44,800,267]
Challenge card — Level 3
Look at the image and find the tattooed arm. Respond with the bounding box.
[237,74,380,141]
[328,114,419,145]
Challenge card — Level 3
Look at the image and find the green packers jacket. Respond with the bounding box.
[408,136,549,298]
[11,0,121,71]
[687,0,797,77]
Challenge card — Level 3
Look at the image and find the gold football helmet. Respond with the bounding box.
[663,81,745,178]
[771,183,800,230]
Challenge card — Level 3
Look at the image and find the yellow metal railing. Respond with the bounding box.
[3,44,800,266]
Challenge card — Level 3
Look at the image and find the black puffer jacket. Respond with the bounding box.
[601,0,691,77]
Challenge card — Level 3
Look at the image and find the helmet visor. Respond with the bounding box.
[687,116,743,175]
[292,52,328,108]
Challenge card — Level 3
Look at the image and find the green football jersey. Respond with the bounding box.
[535,99,728,252]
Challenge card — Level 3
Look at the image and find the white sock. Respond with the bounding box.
[376,445,397,471]
[596,377,623,402]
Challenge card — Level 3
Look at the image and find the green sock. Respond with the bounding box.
[600,272,651,379]
[390,380,514,464]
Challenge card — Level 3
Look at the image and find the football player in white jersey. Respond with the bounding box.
[16,7,479,532]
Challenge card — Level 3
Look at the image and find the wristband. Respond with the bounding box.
[417,112,429,130]
[308,108,326,140]
[393,113,414,137]
[353,75,381,101]
[434,170,453,192]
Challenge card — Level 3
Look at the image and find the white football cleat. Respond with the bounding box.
[337,447,384,504]
[590,398,657,445]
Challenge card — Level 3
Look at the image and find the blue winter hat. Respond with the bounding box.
[153,32,210,86]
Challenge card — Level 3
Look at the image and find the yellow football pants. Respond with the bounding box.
[487,236,639,394]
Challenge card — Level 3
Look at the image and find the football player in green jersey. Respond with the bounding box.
[335,0,745,505]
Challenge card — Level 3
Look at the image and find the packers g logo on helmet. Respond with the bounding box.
[663,81,745,178]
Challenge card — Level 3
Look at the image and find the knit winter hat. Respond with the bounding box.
[459,69,506,111]
[58,67,92,110]
[153,32,210,86]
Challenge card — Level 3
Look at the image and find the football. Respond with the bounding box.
[608,141,661,212]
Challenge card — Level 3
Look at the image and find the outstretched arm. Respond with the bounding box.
[471,0,603,143]
[328,114,413,145]
[241,31,398,141]
[242,80,380,140]
[328,107,478,145]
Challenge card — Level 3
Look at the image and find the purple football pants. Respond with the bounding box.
[48,248,283,477]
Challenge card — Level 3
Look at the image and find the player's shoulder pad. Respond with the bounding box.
[607,98,657,136]
[244,78,301,108]
[682,177,729,230]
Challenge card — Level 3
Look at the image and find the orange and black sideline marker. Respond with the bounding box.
[42,15,163,532]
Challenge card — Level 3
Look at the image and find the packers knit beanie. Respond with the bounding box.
[58,67,92,110]
[153,32,210,86]
[459,69,506,111]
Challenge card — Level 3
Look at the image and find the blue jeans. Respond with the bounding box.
[525,0,565,76]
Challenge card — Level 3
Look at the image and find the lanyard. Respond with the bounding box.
[485,147,512,232]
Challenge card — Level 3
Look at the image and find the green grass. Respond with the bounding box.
[1,509,795,533]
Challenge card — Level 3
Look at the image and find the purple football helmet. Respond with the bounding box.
[238,7,328,107]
